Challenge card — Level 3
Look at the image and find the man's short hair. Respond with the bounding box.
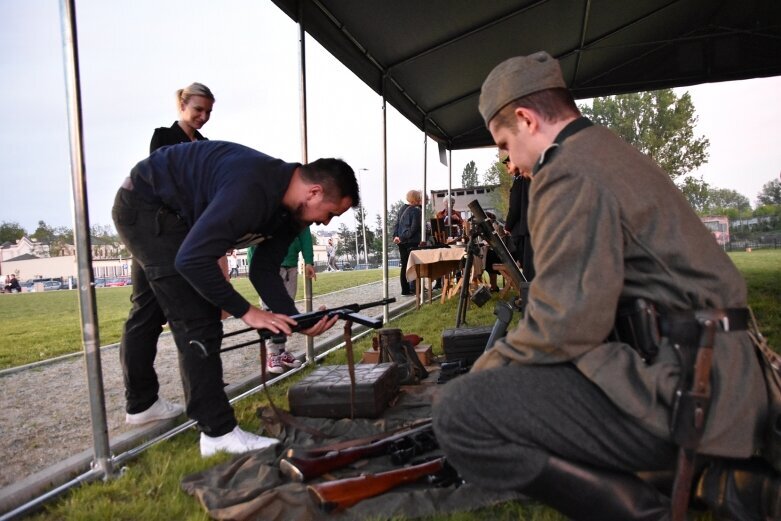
[300,158,360,208]
[493,88,581,130]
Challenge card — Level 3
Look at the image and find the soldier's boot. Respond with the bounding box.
[694,458,781,521]
[522,455,670,521]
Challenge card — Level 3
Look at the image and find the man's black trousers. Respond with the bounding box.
[112,187,236,436]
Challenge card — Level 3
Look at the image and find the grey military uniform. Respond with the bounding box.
[434,119,767,491]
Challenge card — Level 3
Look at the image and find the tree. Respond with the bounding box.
[482,152,512,218]
[678,176,710,213]
[335,223,357,263]
[461,160,478,188]
[0,221,27,243]
[31,220,56,244]
[580,89,709,181]
[707,188,751,217]
[757,179,781,206]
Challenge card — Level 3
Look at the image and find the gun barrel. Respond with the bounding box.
[307,457,445,512]
[280,421,433,482]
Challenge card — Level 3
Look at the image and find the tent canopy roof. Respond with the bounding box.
[271,0,781,150]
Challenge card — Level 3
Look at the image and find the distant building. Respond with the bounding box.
[429,185,501,218]
[701,216,730,246]
[0,236,50,261]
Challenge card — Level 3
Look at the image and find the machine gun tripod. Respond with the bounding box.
[454,201,528,336]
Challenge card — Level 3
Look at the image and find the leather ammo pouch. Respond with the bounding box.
[608,298,661,363]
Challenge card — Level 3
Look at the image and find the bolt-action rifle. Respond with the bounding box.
[307,456,459,512]
[192,298,396,357]
[279,419,435,482]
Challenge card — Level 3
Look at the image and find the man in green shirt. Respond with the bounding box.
[247,226,315,373]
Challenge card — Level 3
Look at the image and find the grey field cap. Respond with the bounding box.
[479,51,566,125]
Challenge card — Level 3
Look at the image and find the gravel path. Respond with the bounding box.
[0,280,412,489]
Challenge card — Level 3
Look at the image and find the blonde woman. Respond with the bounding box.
[150,82,215,153]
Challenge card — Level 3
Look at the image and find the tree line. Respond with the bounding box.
[0,220,127,257]
[4,89,780,262]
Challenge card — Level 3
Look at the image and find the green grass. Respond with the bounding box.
[10,251,781,520]
[0,269,398,369]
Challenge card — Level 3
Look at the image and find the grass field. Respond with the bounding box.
[0,268,398,369]
[16,249,779,520]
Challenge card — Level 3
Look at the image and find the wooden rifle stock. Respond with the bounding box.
[308,457,446,512]
[279,420,434,482]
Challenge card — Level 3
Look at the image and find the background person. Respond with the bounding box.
[4,274,21,293]
[392,190,422,296]
[326,238,337,271]
[435,196,463,239]
[504,156,535,280]
[227,250,239,278]
[113,140,358,457]
[433,51,776,520]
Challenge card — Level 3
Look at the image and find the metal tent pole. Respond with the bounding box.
[381,95,389,322]
[297,9,314,362]
[58,0,114,481]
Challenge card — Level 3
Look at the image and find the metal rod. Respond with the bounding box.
[381,94,389,323]
[297,6,315,363]
[58,0,114,481]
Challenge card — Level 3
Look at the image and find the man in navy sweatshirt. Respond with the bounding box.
[112,140,359,456]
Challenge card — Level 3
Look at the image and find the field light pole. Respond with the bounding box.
[358,168,370,265]
[354,216,360,267]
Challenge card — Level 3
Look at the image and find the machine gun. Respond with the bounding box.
[279,419,436,482]
[454,200,527,328]
[467,199,526,292]
[307,456,459,512]
[192,298,396,358]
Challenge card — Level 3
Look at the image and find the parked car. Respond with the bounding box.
[106,277,130,287]
[43,280,63,291]
[93,278,107,288]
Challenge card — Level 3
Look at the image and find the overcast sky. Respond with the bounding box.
[1,0,779,236]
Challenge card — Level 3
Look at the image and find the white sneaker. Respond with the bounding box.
[125,398,184,425]
[200,426,280,457]
[278,351,302,368]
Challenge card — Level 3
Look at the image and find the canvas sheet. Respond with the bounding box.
[181,383,525,520]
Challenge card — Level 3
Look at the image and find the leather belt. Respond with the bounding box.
[121,176,134,191]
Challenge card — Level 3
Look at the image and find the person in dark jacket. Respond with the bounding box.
[503,156,535,280]
[392,190,422,296]
[113,140,359,457]
[149,82,214,153]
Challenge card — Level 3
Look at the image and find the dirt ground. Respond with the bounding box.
[0,281,410,489]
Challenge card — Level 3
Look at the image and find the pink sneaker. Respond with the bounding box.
[266,353,285,374]
[278,351,302,368]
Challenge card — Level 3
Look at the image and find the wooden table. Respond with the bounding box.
[405,247,465,308]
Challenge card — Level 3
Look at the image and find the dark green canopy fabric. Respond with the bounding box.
[271,0,781,150]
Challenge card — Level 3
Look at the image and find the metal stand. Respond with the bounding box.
[455,230,483,327]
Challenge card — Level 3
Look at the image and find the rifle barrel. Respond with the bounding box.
[308,457,445,511]
[280,421,433,482]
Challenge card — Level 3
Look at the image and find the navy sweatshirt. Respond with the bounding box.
[129,140,301,317]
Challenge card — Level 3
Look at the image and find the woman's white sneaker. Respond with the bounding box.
[200,426,280,457]
[125,398,184,425]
